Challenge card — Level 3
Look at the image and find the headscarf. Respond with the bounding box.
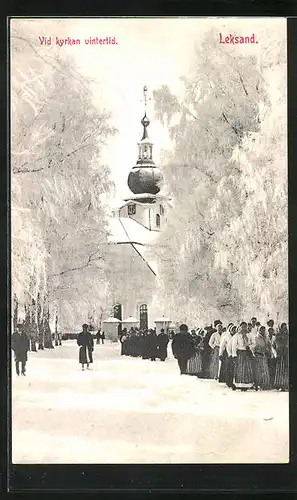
[228,324,236,335]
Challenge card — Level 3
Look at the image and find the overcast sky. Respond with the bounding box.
[12,17,286,201]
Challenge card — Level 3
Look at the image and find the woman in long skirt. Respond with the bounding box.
[251,326,272,390]
[187,335,203,376]
[273,323,289,391]
[232,323,254,391]
[220,324,236,387]
[208,326,222,379]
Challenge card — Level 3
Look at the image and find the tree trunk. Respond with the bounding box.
[31,298,39,351]
[13,293,18,333]
[37,293,44,350]
[24,302,36,351]
[55,313,59,346]
[44,301,54,349]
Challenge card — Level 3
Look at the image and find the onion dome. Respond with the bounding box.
[127,87,163,196]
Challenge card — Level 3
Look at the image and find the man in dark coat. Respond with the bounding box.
[77,324,94,370]
[157,329,169,361]
[147,329,158,361]
[201,325,215,378]
[172,324,195,374]
[12,324,30,376]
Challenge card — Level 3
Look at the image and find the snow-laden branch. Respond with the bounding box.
[49,248,103,279]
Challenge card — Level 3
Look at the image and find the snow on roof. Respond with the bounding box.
[108,216,159,246]
[123,193,164,202]
[102,317,121,323]
[122,316,139,323]
[155,318,171,322]
[132,243,158,276]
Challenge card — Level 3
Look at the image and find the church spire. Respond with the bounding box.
[141,85,151,140]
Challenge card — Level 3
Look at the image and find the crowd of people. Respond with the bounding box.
[119,318,289,392]
[119,328,169,361]
[12,317,289,392]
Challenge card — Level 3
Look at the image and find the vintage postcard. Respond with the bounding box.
[10,17,288,464]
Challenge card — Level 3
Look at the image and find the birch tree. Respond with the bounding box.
[11,25,117,335]
[153,30,286,325]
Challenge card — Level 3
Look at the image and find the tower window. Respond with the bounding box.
[156,214,160,228]
[160,204,164,215]
[128,204,136,215]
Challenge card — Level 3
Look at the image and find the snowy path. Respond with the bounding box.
[12,340,289,464]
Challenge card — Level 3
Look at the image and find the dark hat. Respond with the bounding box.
[214,320,222,327]
[180,324,188,332]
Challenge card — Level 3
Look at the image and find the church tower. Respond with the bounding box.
[122,85,165,231]
[108,86,166,330]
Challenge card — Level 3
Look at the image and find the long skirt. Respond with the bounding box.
[218,349,228,383]
[274,355,289,391]
[209,346,220,379]
[254,354,271,389]
[187,351,203,376]
[234,350,254,388]
[268,357,277,383]
[226,356,235,388]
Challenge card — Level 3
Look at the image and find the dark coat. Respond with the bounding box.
[12,332,30,362]
[157,332,169,359]
[172,332,195,360]
[147,333,158,359]
[77,331,94,364]
[273,332,289,357]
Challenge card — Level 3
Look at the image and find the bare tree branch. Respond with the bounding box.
[49,249,103,278]
[222,112,242,138]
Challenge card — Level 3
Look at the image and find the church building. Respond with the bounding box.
[107,86,166,331]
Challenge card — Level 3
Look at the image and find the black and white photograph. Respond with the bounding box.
[10,17,288,464]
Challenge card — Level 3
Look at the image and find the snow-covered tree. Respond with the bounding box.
[11,23,117,335]
[153,30,287,325]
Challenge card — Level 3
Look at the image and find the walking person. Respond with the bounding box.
[186,331,204,377]
[172,324,195,375]
[249,317,258,342]
[224,324,237,390]
[267,326,277,382]
[12,324,30,376]
[209,323,223,380]
[251,325,272,390]
[157,329,169,361]
[218,323,233,385]
[232,322,254,391]
[147,329,158,361]
[273,323,289,391]
[77,323,94,370]
[201,325,214,379]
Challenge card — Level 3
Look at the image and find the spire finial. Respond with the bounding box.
[141,85,151,114]
[140,85,151,140]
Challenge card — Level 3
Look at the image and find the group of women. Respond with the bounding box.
[117,319,289,392]
[187,319,289,392]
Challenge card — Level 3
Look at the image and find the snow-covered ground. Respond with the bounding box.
[12,340,289,464]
